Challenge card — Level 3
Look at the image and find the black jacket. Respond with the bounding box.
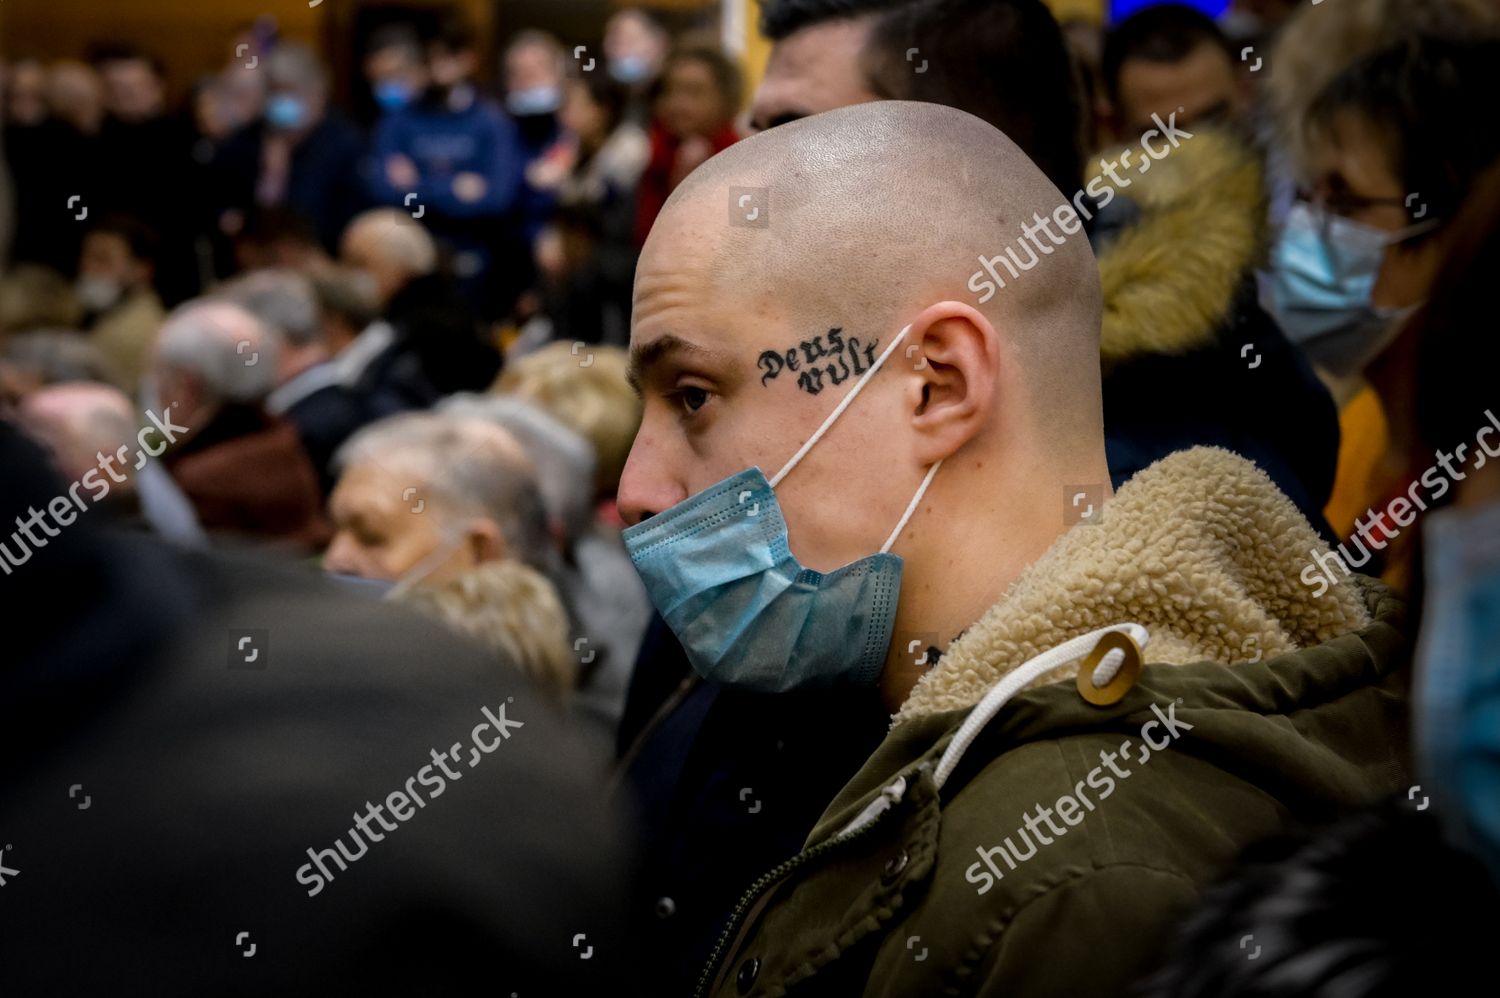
[618,616,890,997]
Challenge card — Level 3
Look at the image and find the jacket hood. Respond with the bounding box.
[1094,128,1267,367]
[895,446,1371,724]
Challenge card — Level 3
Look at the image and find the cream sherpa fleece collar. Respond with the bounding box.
[894,447,1371,724]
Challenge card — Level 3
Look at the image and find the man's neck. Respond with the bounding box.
[876,455,1111,713]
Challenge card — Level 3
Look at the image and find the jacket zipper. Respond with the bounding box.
[692,800,901,998]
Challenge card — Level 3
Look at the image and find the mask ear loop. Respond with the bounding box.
[769,324,915,489]
[880,458,942,553]
[387,522,470,600]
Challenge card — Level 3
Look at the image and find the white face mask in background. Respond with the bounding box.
[76,275,124,313]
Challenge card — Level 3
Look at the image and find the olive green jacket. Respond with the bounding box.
[697,448,1410,998]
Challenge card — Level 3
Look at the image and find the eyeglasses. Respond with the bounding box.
[1288,195,1444,283]
[1297,190,1443,242]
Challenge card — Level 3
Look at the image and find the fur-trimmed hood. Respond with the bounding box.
[1092,128,1268,368]
[896,446,1370,724]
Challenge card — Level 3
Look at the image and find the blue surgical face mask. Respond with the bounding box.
[1415,498,1500,887]
[507,85,562,117]
[608,55,652,84]
[265,92,309,131]
[1268,201,1435,378]
[623,324,942,693]
[374,79,415,111]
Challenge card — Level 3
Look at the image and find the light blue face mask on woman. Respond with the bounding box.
[1416,498,1500,887]
[1268,202,1436,377]
[623,324,941,693]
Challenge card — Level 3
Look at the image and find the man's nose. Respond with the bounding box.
[616,439,687,528]
[322,533,363,576]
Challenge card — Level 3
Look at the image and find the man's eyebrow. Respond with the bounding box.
[626,334,724,394]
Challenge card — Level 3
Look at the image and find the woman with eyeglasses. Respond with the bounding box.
[1266,32,1500,590]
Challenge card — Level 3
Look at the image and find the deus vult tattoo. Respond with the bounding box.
[758,328,880,396]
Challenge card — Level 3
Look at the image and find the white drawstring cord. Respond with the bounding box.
[932,623,1151,790]
[834,623,1151,836]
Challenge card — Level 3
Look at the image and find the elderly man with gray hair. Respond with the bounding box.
[441,394,654,731]
[210,42,368,252]
[152,298,326,548]
[215,268,369,494]
[339,207,502,402]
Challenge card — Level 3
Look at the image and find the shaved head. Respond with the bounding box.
[645,100,1102,441]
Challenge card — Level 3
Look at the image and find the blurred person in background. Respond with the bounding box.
[45,59,104,138]
[90,44,200,305]
[495,341,643,517]
[633,41,742,246]
[17,381,204,545]
[214,268,367,496]
[441,392,651,733]
[605,7,670,123]
[9,61,104,274]
[394,557,578,702]
[527,76,650,349]
[752,0,1081,193]
[151,299,326,549]
[230,204,331,275]
[339,207,500,404]
[1134,157,1500,998]
[0,416,637,994]
[504,31,567,243]
[4,59,73,273]
[370,12,524,322]
[311,264,398,407]
[0,330,114,417]
[323,412,555,596]
[1264,0,1494,225]
[0,264,83,338]
[362,24,428,124]
[212,42,368,259]
[1099,4,1250,142]
[76,213,165,392]
[5,58,49,127]
[1270,31,1500,589]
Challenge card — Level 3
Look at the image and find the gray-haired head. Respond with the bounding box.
[333,412,556,573]
[2,330,116,386]
[212,269,321,348]
[439,394,597,545]
[153,299,279,404]
[340,209,439,306]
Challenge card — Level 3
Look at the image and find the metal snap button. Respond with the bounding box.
[882,849,910,881]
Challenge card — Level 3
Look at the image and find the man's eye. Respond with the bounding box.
[671,386,712,415]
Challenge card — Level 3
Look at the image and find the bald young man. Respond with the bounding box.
[619,103,1407,996]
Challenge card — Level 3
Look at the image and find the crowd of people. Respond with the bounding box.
[2,0,1498,994]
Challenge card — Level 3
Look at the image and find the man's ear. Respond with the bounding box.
[905,301,1001,465]
[465,517,507,566]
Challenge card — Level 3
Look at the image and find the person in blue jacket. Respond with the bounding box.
[368,13,525,320]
